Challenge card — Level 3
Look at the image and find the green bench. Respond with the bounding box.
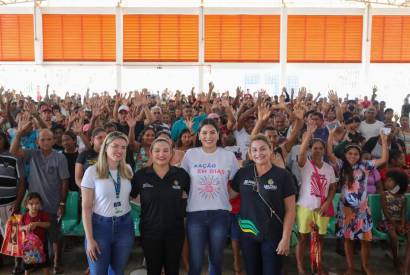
[368,193,410,241]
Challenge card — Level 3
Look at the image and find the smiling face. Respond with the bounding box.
[199,124,219,150]
[151,140,172,166]
[345,147,361,166]
[162,113,171,125]
[142,129,156,147]
[249,139,272,165]
[62,134,76,151]
[274,116,286,131]
[106,138,128,163]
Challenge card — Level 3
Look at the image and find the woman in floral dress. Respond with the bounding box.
[327,130,389,275]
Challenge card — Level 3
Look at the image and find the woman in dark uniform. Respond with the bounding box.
[231,134,296,275]
[131,138,190,275]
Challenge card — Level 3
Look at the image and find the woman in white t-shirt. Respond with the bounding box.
[181,119,239,275]
[81,131,134,275]
[295,122,337,275]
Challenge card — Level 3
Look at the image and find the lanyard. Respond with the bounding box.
[108,170,121,199]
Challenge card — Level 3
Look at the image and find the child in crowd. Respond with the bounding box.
[21,193,50,275]
[362,151,381,194]
[380,169,410,273]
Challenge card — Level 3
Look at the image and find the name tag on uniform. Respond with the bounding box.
[264,179,277,191]
[172,180,181,189]
[114,201,123,215]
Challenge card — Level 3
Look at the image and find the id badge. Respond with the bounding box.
[113,201,122,215]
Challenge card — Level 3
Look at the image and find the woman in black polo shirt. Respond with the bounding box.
[131,138,190,275]
[231,134,296,275]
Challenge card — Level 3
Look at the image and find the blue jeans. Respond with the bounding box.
[186,210,231,275]
[240,236,283,275]
[85,212,134,275]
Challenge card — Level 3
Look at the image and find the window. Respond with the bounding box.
[205,15,280,62]
[0,14,34,61]
[43,14,116,61]
[371,16,410,63]
[287,15,362,63]
[123,15,198,62]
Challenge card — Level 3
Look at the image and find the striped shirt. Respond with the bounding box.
[0,151,23,205]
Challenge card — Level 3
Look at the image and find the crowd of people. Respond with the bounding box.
[0,83,409,275]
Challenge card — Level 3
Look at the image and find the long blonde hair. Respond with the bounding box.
[96,131,133,180]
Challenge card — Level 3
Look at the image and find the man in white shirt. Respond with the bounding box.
[234,112,256,160]
[359,106,384,141]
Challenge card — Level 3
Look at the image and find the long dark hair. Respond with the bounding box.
[340,144,362,189]
[195,119,223,147]
[176,128,192,148]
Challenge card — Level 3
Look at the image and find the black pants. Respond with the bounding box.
[240,236,283,275]
[141,236,184,275]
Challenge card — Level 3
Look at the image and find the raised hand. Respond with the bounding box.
[17,112,32,135]
[328,90,338,103]
[208,82,215,92]
[257,102,272,122]
[221,98,231,109]
[185,118,194,131]
[293,105,305,120]
[72,119,84,135]
[125,112,137,128]
[298,87,307,99]
[236,86,243,98]
[24,100,37,116]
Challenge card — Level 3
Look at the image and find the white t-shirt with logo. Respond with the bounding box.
[297,160,336,210]
[81,165,132,217]
[234,128,251,160]
[181,147,239,212]
[359,120,384,141]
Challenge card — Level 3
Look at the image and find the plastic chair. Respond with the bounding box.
[130,203,141,237]
[70,220,85,236]
[368,194,389,240]
[327,193,340,236]
[61,191,79,235]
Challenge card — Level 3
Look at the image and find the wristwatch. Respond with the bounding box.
[59,202,65,206]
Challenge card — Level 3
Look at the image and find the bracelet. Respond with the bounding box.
[59,202,65,206]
